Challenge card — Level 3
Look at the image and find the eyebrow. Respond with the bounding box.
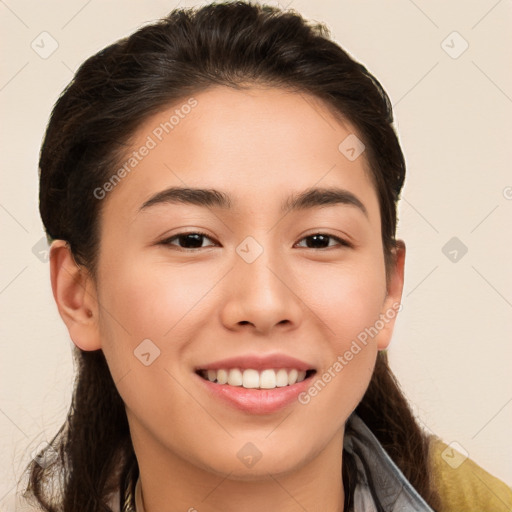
[139,186,368,217]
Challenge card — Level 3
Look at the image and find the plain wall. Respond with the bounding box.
[1,0,511,508]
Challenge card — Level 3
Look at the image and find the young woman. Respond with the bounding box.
[20,2,512,511]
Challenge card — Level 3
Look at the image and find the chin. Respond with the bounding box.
[211,451,306,481]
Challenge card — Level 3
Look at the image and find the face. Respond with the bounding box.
[79,86,403,479]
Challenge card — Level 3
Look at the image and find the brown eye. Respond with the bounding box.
[295,233,351,250]
[160,232,216,250]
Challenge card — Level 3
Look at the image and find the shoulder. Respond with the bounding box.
[429,437,512,512]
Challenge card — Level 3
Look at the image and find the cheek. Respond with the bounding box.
[94,259,216,432]
[296,254,385,401]
[98,256,219,341]
[95,254,233,402]
[299,255,387,344]
[284,254,385,401]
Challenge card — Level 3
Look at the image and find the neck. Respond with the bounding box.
[129,418,345,512]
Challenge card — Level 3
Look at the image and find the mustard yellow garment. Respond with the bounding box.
[430,438,512,512]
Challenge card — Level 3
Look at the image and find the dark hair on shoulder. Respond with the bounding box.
[22,2,440,510]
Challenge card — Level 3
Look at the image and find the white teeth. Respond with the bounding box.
[242,369,260,388]
[200,368,311,389]
[259,369,276,389]
[227,368,243,386]
[275,369,289,387]
[216,369,228,384]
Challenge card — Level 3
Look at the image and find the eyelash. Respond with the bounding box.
[159,231,352,251]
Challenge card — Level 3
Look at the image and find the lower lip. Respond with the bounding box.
[195,372,314,414]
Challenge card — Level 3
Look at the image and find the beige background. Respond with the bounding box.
[1,0,511,508]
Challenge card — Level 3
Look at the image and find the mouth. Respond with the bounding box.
[195,368,317,390]
[193,353,318,413]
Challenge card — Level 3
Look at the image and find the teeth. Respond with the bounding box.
[275,369,289,387]
[227,368,243,386]
[243,369,261,388]
[259,369,276,389]
[200,368,310,389]
[288,369,298,385]
[216,369,228,384]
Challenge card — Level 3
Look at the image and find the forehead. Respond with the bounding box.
[101,85,379,223]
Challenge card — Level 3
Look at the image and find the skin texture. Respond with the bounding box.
[50,86,405,512]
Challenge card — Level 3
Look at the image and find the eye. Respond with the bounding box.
[159,231,351,251]
[159,231,217,250]
[294,233,351,250]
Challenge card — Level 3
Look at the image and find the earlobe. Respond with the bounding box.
[376,239,406,351]
[49,240,101,351]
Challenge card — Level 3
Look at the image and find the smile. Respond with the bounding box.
[196,368,316,390]
[194,353,318,413]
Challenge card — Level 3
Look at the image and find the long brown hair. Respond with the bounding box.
[22,2,440,510]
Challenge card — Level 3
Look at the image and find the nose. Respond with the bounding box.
[219,243,304,335]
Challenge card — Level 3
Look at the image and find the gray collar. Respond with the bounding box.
[344,413,434,511]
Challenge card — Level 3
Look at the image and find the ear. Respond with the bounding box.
[49,240,101,351]
[376,239,406,350]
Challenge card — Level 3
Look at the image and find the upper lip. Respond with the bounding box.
[195,353,316,372]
